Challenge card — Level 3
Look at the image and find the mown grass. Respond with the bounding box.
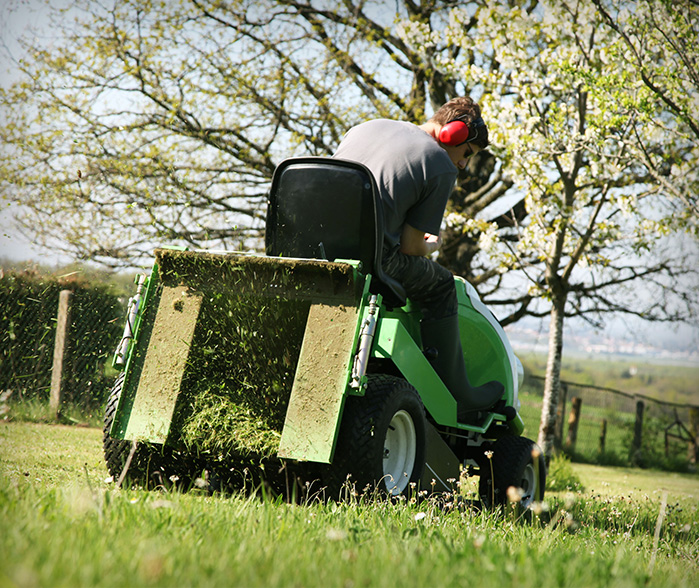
[1,421,698,587]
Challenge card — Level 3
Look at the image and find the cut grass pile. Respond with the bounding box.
[125,251,359,461]
[1,421,698,587]
[180,393,282,458]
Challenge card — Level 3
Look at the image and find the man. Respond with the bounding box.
[333,96,503,422]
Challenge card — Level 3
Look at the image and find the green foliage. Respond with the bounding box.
[1,421,698,588]
[445,0,698,456]
[0,269,124,409]
[547,454,585,492]
[1,0,440,267]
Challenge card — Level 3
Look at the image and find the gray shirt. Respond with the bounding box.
[333,119,456,248]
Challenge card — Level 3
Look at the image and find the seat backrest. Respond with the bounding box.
[265,157,406,306]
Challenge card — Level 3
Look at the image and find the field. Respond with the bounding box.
[519,354,699,406]
[1,421,698,587]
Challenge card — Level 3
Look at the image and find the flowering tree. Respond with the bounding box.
[434,0,698,455]
[0,0,514,269]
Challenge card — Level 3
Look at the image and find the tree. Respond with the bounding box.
[591,0,699,217]
[2,0,697,459]
[434,0,698,456]
[0,0,516,271]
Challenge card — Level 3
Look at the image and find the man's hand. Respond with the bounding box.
[400,224,442,257]
[424,233,442,254]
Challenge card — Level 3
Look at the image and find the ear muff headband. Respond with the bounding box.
[438,116,485,146]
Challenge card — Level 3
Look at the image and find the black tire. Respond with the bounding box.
[103,373,194,489]
[324,374,427,499]
[478,435,546,508]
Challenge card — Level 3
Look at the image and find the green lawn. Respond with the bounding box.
[573,462,699,502]
[1,422,698,588]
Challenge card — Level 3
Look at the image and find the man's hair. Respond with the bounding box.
[430,96,489,149]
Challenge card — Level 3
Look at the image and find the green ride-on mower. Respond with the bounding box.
[103,157,546,507]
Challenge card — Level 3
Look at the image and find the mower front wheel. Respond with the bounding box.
[325,374,426,499]
[478,435,546,509]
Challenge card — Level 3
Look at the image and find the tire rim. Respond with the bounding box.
[383,409,416,496]
[519,462,538,507]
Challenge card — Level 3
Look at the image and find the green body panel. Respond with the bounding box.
[123,285,202,443]
[510,408,525,435]
[454,278,525,435]
[110,266,163,440]
[373,314,500,434]
[455,280,514,401]
[277,302,360,463]
[373,316,457,426]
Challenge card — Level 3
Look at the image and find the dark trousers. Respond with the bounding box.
[381,244,457,320]
[381,244,504,416]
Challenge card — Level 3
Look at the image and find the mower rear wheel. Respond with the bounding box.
[103,373,193,489]
[478,435,546,509]
[325,374,426,498]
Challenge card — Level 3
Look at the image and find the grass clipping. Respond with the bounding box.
[153,251,357,463]
[175,289,310,461]
[182,393,282,459]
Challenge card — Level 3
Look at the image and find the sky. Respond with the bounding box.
[0,0,74,266]
[1,0,697,360]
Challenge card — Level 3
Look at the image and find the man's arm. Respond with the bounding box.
[400,223,442,257]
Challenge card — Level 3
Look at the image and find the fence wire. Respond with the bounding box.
[1,273,124,409]
[529,376,699,470]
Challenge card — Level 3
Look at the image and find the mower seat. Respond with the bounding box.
[265,157,407,307]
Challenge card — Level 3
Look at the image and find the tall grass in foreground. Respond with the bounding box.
[1,422,698,587]
[1,478,698,588]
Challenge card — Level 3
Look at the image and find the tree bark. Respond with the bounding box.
[537,297,566,460]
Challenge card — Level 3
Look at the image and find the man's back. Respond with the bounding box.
[334,119,456,247]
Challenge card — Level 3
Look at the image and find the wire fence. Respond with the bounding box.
[523,376,699,471]
[0,271,124,411]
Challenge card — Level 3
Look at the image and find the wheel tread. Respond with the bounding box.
[324,374,426,498]
[479,435,546,507]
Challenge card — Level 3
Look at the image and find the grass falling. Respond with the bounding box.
[130,250,357,467]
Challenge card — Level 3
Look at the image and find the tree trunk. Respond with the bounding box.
[537,298,566,460]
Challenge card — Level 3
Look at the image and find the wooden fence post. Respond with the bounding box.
[554,383,568,452]
[688,407,699,466]
[631,399,645,465]
[50,289,73,420]
[598,418,607,454]
[564,396,582,454]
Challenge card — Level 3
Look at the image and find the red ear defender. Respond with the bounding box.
[438,120,470,146]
